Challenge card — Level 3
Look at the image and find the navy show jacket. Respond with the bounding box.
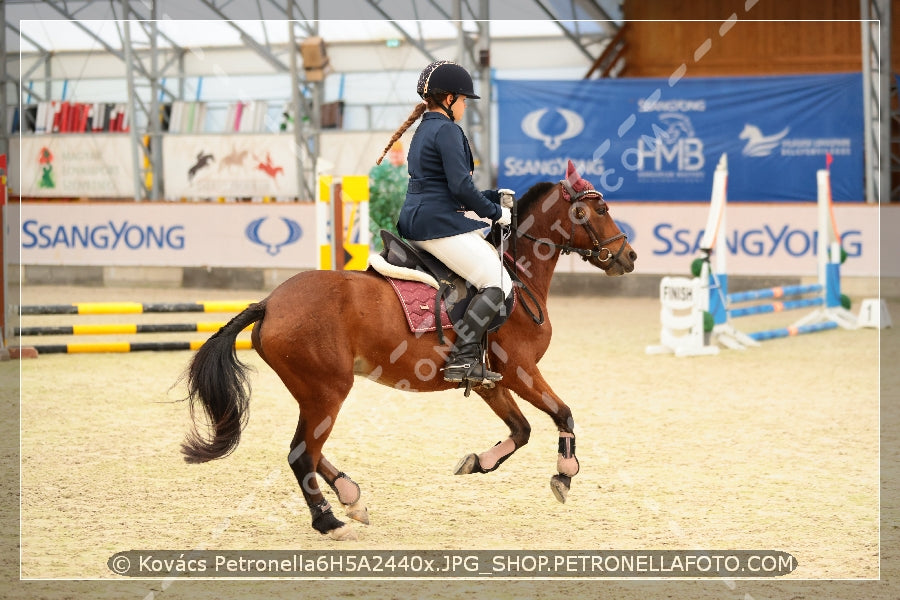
[397,111,501,241]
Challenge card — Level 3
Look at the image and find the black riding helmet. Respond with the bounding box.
[417,60,480,99]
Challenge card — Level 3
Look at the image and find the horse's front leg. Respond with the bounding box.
[454,385,531,475]
[317,455,370,525]
[506,369,580,503]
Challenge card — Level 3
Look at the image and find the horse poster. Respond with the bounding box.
[162,133,302,199]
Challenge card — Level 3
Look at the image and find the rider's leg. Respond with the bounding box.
[442,286,505,382]
[412,231,513,383]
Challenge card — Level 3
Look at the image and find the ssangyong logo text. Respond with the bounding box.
[22,219,185,250]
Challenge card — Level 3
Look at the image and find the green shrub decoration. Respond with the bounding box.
[368,161,408,252]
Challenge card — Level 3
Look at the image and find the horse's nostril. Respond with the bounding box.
[629,251,638,261]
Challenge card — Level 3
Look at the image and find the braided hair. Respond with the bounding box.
[375,94,444,165]
[376,102,424,166]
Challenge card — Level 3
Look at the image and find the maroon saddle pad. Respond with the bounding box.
[386,277,453,334]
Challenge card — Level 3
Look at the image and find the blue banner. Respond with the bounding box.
[497,73,863,201]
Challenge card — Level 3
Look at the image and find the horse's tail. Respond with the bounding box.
[181,300,267,464]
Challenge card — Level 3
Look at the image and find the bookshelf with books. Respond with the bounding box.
[165,101,207,133]
[167,100,273,134]
[13,99,311,135]
[13,101,131,134]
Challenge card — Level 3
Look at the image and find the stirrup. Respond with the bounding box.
[443,362,502,384]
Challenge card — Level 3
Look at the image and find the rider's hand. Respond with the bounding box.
[497,206,512,226]
[498,189,515,208]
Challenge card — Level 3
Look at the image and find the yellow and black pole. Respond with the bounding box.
[317,175,370,271]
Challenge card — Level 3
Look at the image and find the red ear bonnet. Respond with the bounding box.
[562,159,595,201]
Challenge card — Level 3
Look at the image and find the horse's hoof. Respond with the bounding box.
[454,453,480,475]
[345,501,370,525]
[328,525,357,541]
[550,474,570,503]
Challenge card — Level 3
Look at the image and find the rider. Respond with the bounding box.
[376,60,513,385]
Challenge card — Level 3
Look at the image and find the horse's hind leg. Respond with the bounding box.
[317,456,370,525]
[455,386,531,475]
[286,403,357,541]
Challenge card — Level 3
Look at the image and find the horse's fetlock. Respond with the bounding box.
[310,499,346,534]
[557,455,580,477]
[518,423,532,445]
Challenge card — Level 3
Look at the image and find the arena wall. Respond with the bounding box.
[621,0,897,77]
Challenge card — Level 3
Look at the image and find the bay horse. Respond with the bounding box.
[180,160,637,540]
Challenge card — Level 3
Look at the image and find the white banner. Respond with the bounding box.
[17,203,317,269]
[14,201,883,277]
[162,134,301,198]
[556,202,880,277]
[16,135,135,197]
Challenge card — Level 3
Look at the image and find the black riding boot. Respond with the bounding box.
[443,286,505,384]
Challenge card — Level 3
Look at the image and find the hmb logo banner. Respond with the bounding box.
[496,73,862,201]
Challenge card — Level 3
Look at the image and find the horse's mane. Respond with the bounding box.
[516,181,556,218]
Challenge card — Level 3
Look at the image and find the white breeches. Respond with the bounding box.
[411,231,513,297]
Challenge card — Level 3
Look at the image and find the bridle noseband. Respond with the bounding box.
[519,178,629,265]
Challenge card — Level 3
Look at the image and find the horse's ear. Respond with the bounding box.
[566,159,579,184]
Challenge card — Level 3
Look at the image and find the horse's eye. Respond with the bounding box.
[596,206,607,216]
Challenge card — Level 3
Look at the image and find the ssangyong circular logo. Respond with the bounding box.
[245,217,303,256]
[520,108,585,150]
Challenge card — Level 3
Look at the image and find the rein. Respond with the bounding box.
[501,253,544,326]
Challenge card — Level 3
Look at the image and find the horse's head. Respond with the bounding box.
[513,160,637,276]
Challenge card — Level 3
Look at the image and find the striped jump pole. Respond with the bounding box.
[14,321,243,336]
[726,284,823,304]
[32,339,253,354]
[21,300,254,316]
[748,321,839,342]
[16,299,257,355]
[728,296,824,319]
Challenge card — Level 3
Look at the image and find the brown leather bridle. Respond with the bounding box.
[519,178,629,266]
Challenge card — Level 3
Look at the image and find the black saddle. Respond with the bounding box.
[376,230,514,340]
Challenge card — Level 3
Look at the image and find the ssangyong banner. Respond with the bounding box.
[15,202,881,277]
[497,73,863,201]
[574,202,879,277]
[18,203,317,269]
